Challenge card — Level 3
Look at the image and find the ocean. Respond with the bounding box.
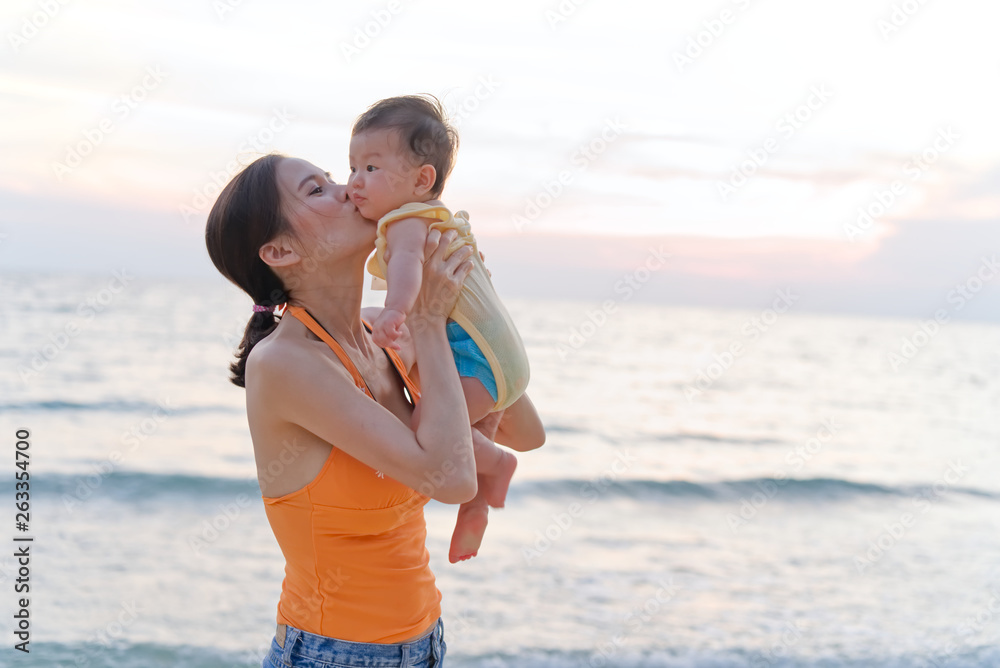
[0,271,998,667]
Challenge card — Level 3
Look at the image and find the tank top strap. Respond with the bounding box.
[285,305,421,405]
[286,306,372,397]
[363,322,422,407]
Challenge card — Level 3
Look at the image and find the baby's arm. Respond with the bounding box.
[371,216,430,349]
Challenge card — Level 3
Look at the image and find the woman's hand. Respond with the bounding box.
[411,229,474,324]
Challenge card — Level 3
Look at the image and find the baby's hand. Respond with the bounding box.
[371,308,407,350]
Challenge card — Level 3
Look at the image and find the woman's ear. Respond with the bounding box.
[414,164,437,197]
[259,235,300,268]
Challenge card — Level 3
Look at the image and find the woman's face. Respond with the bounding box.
[275,157,376,262]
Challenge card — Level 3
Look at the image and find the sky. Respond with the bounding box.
[1,0,998,319]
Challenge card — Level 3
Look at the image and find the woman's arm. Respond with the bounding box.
[495,392,545,451]
[253,230,478,503]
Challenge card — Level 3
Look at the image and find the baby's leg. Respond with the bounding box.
[412,380,517,508]
[461,378,517,508]
[449,412,513,563]
[449,476,489,563]
[444,382,518,563]
[408,327,518,561]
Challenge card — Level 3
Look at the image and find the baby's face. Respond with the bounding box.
[347,129,421,221]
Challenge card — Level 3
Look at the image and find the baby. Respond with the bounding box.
[348,95,533,562]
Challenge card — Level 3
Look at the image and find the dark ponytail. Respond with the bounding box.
[205,154,291,388]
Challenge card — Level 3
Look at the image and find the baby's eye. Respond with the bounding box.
[311,185,323,195]
[366,165,377,172]
[349,166,356,174]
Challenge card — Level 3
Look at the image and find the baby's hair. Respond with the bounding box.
[352,94,459,198]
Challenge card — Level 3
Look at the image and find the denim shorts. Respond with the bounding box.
[262,618,446,668]
[446,319,498,403]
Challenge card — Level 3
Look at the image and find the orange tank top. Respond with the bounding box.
[261,306,441,643]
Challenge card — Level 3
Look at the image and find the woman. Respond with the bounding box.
[205,154,544,667]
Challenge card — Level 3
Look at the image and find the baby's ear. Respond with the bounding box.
[414,164,437,197]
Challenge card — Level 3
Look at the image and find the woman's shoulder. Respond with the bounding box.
[246,317,348,392]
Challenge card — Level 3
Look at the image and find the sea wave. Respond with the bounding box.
[511,476,1000,503]
[0,399,239,415]
[644,431,786,446]
[11,471,999,505]
[16,641,1000,668]
[16,471,260,504]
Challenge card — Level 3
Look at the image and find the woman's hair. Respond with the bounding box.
[352,94,459,198]
[205,153,291,388]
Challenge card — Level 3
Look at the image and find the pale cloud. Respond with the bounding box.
[0,0,997,321]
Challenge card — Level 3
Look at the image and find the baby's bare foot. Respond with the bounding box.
[449,492,489,563]
[479,449,517,509]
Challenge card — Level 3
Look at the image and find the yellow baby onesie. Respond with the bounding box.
[366,202,530,412]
